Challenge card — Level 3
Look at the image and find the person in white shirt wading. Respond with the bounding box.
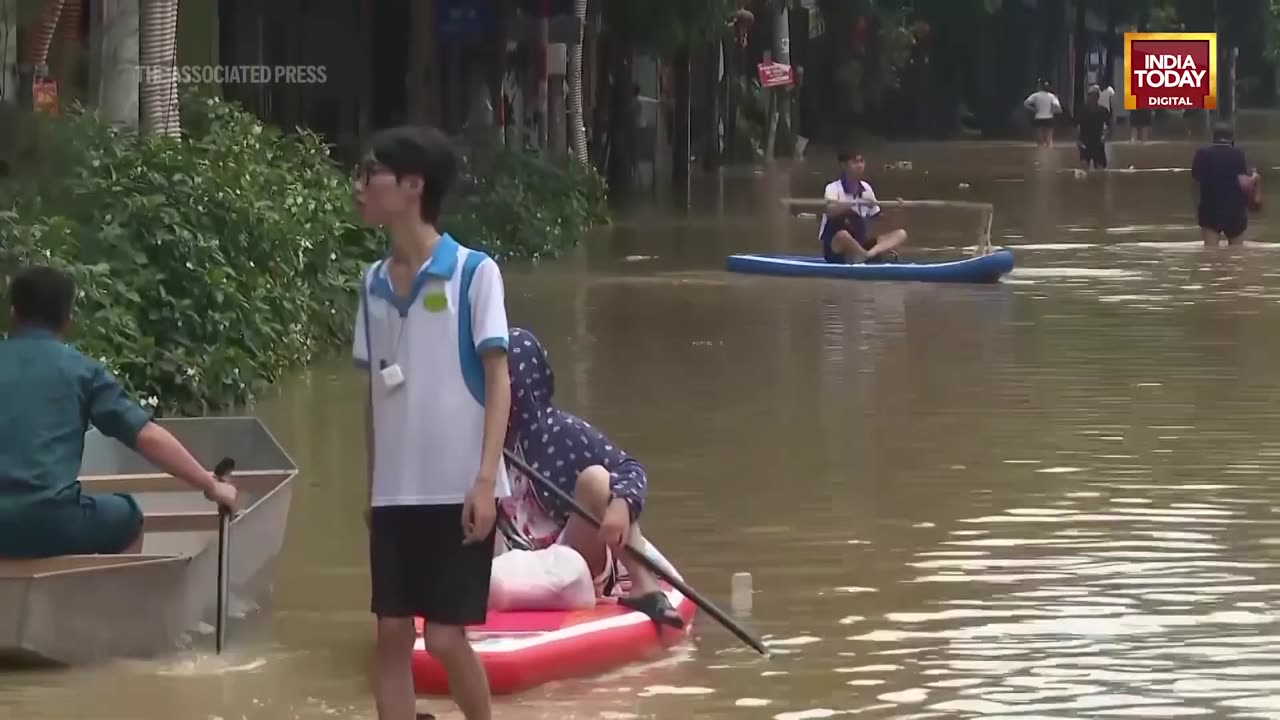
[819,147,908,264]
[352,126,512,720]
[1024,80,1063,147]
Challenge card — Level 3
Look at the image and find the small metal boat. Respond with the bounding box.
[0,417,296,665]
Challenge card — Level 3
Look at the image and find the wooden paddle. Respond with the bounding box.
[502,449,770,657]
[780,197,995,212]
[780,197,997,255]
[213,456,236,654]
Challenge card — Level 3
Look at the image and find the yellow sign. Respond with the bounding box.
[1124,32,1217,111]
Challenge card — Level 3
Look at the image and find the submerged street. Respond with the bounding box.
[6,132,1280,719]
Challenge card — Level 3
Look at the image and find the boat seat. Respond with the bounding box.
[143,510,223,532]
[0,555,173,578]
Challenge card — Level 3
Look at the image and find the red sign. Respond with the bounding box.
[757,62,794,89]
[32,79,59,116]
[1123,32,1216,110]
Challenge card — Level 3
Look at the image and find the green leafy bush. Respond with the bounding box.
[447,147,609,262]
[0,94,608,416]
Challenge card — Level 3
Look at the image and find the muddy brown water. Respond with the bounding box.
[7,136,1280,719]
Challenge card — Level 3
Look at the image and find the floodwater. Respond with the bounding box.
[8,126,1280,719]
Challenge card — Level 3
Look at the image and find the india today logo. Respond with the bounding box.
[1124,32,1217,110]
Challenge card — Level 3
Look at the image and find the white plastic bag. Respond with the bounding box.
[488,545,596,611]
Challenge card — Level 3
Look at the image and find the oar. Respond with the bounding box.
[213,456,236,654]
[502,449,770,657]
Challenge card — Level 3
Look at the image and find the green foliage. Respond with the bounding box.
[1263,0,1280,64]
[0,95,608,416]
[447,148,609,263]
[809,0,1002,123]
[0,96,382,415]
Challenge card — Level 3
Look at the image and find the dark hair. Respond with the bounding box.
[1212,121,1235,144]
[837,147,862,164]
[9,265,76,331]
[366,126,458,223]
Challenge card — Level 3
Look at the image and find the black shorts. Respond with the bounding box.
[1079,142,1107,168]
[820,214,872,262]
[1033,117,1054,128]
[369,504,496,625]
[1198,208,1248,240]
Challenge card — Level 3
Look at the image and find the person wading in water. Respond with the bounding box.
[1192,122,1261,247]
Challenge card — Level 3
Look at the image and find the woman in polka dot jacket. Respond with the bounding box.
[499,327,683,629]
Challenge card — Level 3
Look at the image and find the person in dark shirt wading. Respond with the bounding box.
[1192,122,1261,247]
[1075,85,1111,172]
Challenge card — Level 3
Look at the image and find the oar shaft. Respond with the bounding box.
[213,457,235,655]
[780,197,994,211]
[502,449,769,656]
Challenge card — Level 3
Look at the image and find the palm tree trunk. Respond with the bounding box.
[22,0,65,70]
[139,0,180,136]
[568,0,588,164]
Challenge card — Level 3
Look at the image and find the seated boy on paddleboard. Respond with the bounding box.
[820,147,908,264]
[0,265,239,559]
[498,327,683,630]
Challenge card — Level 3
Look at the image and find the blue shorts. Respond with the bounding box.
[0,492,144,558]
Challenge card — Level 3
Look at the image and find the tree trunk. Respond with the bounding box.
[702,40,721,170]
[89,0,140,128]
[52,0,81,103]
[724,36,738,163]
[1039,0,1063,85]
[407,0,439,126]
[1073,0,1087,115]
[139,0,180,136]
[588,14,611,168]
[604,38,633,194]
[568,0,588,164]
[672,44,691,197]
[23,0,65,70]
[1103,0,1117,85]
[535,0,549,148]
[358,0,372,138]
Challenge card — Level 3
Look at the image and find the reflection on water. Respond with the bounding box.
[8,136,1280,718]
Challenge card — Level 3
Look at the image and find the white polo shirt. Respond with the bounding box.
[818,178,880,239]
[1024,90,1062,120]
[352,233,511,506]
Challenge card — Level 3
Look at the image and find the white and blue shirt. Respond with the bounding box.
[818,177,881,240]
[353,233,511,506]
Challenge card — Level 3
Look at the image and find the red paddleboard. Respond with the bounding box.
[411,584,695,696]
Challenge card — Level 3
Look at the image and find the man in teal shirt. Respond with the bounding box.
[0,265,238,558]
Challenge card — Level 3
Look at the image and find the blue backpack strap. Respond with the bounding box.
[458,249,490,404]
[362,260,383,368]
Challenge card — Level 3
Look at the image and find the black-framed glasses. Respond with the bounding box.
[351,159,393,185]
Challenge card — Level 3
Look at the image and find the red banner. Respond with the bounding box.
[757,62,794,89]
[33,79,59,116]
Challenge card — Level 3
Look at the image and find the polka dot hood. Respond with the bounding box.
[506,327,648,523]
